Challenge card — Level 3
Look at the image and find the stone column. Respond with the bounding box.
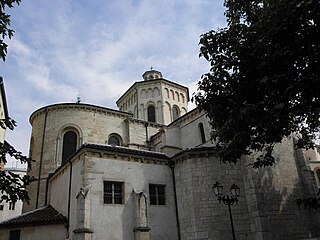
[133,189,150,240]
[73,186,94,240]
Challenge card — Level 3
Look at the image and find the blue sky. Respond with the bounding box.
[1,0,226,167]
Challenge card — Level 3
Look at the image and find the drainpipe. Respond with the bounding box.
[136,87,139,119]
[67,161,73,233]
[169,160,181,240]
[36,108,48,209]
[144,122,149,141]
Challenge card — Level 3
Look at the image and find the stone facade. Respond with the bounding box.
[116,70,189,125]
[1,70,320,240]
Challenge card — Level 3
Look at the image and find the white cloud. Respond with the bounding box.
[2,0,226,160]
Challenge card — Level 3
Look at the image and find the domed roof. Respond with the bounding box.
[142,68,163,81]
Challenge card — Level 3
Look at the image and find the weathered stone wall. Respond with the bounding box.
[0,224,66,240]
[244,138,320,240]
[174,150,253,240]
[174,138,320,240]
[24,103,162,212]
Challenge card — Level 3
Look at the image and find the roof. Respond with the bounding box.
[0,205,66,228]
[83,143,169,159]
[29,102,133,124]
[0,77,9,119]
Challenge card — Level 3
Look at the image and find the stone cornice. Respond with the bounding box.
[125,117,165,128]
[29,103,133,125]
[171,146,218,163]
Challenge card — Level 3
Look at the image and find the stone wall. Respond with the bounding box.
[0,224,66,240]
[173,149,253,240]
[24,103,161,212]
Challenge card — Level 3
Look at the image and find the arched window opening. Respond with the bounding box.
[62,131,77,164]
[198,123,206,144]
[148,105,156,122]
[108,135,122,146]
[172,105,180,121]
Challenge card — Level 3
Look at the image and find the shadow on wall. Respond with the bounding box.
[122,191,135,240]
[244,145,320,240]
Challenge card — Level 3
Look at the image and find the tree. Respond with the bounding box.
[0,0,21,61]
[0,0,32,204]
[195,0,320,167]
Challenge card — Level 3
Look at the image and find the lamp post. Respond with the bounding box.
[212,182,240,240]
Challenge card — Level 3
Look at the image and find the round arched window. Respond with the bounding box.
[172,105,180,121]
[62,131,77,164]
[108,135,122,146]
[147,105,156,122]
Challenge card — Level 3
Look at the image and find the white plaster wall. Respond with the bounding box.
[0,201,23,222]
[0,224,66,240]
[0,169,26,222]
[85,155,178,240]
[69,156,85,235]
[48,155,84,233]
[48,164,71,216]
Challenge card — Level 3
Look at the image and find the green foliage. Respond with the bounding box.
[195,0,320,167]
[0,0,31,204]
[0,0,21,61]
[0,125,32,204]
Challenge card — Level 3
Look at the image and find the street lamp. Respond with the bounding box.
[212,182,240,240]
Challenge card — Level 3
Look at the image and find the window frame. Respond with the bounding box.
[147,105,156,122]
[198,122,206,144]
[9,202,16,211]
[9,230,21,240]
[107,134,122,146]
[103,181,124,205]
[61,130,78,164]
[172,105,180,121]
[149,184,166,205]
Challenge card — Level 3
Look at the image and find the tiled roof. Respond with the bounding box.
[0,205,66,228]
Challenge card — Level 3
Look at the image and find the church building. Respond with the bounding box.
[0,70,319,240]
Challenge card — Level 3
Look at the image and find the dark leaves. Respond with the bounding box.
[196,0,320,166]
[0,0,21,61]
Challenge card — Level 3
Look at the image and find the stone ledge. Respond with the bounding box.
[133,226,151,232]
[73,228,94,234]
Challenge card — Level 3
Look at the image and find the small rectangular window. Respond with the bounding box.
[10,230,20,240]
[0,205,4,210]
[103,181,124,204]
[9,202,16,211]
[149,184,166,205]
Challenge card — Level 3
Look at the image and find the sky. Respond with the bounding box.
[1,0,226,167]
